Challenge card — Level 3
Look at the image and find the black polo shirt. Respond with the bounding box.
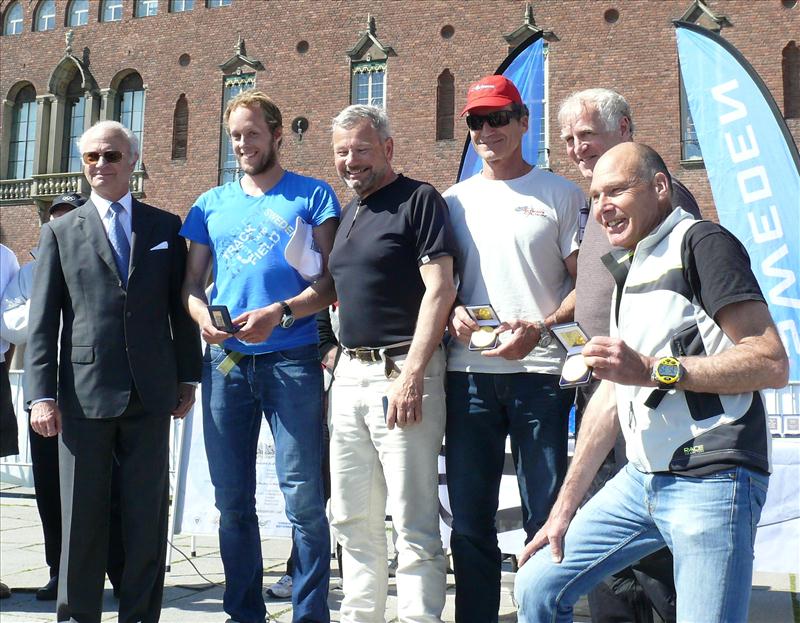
[329,175,455,347]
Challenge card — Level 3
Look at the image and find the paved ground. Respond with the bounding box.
[1,483,797,622]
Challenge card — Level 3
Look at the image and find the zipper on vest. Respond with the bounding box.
[628,402,636,432]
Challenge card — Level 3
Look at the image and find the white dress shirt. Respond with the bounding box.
[91,191,133,245]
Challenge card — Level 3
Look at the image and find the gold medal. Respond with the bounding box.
[562,355,589,383]
[470,326,497,348]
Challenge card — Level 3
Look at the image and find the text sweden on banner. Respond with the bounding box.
[676,23,800,379]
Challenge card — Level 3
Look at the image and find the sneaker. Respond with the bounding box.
[266,574,292,599]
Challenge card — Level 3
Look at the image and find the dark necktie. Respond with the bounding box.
[108,201,131,287]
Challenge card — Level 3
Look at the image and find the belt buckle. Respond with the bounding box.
[352,347,378,362]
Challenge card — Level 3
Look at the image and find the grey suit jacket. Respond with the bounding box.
[25,199,201,419]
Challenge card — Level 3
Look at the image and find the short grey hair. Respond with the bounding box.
[557,88,635,136]
[78,121,140,165]
[331,105,392,141]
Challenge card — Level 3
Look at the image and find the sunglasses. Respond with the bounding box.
[82,150,125,165]
[465,109,522,131]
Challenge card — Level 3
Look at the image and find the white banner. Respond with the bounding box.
[171,390,291,538]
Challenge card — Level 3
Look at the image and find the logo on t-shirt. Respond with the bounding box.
[514,206,548,218]
[218,207,294,276]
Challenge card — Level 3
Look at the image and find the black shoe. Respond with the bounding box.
[36,576,58,601]
[0,581,10,599]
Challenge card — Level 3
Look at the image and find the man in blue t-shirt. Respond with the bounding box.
[181,90,340,623]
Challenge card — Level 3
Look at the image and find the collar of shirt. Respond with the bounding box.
[91,191,133,243]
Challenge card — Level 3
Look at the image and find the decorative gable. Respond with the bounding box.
[679,0,732,32]
[504,2,558,52]
[219,35,265,74]
[346,15,396,62]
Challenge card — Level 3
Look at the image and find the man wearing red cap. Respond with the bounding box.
[443,75,584,622]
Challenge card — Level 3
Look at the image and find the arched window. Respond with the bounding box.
[172,94,189,160]
[34,0,56,32]
[67,0,90,27]
[783,41,800,119]
[2,1,24,35]
[100,0,123,22]
[116,73,145,165]
[61,74,86,172]
[7,85,37,179]
[436,69,454,141]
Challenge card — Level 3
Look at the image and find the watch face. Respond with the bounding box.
[280,314,295,329]
[658,363,680,381]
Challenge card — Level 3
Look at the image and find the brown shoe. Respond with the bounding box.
[0,581,11,599]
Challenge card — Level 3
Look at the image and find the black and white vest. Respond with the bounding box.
[607,208,771,475]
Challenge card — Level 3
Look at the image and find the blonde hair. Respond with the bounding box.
[224,90,282,134]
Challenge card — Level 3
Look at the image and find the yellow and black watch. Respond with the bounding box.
[651,356,683,390]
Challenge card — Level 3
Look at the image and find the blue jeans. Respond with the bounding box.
[203,343,330,623]
[515,463,769,623]
[445,371,572,623]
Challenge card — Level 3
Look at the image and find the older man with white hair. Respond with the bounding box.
[25,120,201,623]
[556,88,702,623]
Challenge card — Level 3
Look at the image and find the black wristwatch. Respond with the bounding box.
[278,301,295,329]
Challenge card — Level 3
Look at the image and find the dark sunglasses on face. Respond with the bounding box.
[465,109,522,131]
[82,150,125,165]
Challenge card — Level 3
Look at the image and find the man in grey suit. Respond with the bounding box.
[25,120,201,623]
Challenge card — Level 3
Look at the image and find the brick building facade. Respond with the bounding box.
[1,0,798,261]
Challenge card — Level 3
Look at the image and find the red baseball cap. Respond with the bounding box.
[461,75,522,116]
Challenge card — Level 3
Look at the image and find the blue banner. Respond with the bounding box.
[458,36,544,182]
[676,22,800,381]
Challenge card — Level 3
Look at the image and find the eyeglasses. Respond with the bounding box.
[465,109,522,131]
[82,150,125,165]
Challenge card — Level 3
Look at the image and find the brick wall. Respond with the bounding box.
[1,0,798,262]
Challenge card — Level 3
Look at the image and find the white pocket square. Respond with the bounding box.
[150,241,169,251]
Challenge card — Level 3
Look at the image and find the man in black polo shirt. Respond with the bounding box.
[328,104,457,622]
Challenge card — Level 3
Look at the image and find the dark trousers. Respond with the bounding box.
[57,404,170,623]
[29,419,126,584]
[446,372,572,623]
[576,382,677,623]
[0,362,18,458]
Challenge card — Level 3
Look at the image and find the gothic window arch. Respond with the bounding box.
[172,94,189,160]
[436,69,454,141]
[783,41,799,119]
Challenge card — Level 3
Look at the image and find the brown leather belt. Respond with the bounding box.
[342,343,411,362]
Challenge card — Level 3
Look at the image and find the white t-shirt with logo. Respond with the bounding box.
[443,167,583,374]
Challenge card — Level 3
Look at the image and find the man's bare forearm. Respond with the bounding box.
[552,380,618,517]
[545,288,575,327]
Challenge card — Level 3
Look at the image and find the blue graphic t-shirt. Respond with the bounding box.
[181,171,341,354]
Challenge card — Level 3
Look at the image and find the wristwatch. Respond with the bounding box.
[278,301,295,329]
[651,356,683,390]
[535,321,552,348]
